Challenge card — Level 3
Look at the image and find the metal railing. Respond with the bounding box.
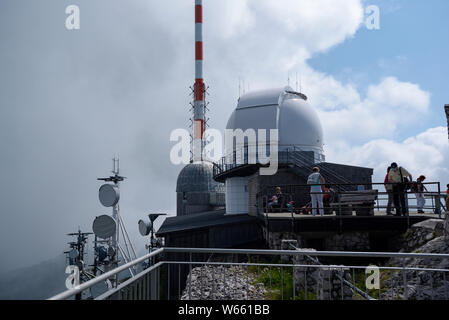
[258,182,445,220]
[212,145,321,178]
[49,247,449,301]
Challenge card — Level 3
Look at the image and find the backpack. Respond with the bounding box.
[307,173,321,185]
[410,181,419,193]
[399,167,412,190]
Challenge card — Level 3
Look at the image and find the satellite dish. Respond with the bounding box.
[92,215,116,239]
[99,184,120,207]
[69,248,78,259]
[138,219,152,236]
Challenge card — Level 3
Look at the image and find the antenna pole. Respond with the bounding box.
[296,72,298,91]
[192,0,206,162]
[239,77,241,97]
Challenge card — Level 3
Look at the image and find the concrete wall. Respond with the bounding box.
[176,192,225,216]
[225,177,249,215]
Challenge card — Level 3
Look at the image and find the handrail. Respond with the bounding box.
[48,248,164,300]
[95,261,164,300]
[163,247,449,259]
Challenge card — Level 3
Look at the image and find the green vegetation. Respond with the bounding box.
[248,262,317,300]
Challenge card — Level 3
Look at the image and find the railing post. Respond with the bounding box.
[293,265,296,300]
[189,253,192,299]
[402,266,408,300]
[437,182,442,219]
[167,264,170,300]
[150,268,157,300]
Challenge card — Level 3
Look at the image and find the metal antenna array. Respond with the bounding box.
[64,229,95,299]
[138,213,166,268]
[95,158,138,289]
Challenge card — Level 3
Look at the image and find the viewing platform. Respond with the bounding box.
[259,210,443,234]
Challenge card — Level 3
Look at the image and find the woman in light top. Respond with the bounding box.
[307,167,325,216]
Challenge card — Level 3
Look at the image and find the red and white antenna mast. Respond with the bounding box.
[192,0,206,162]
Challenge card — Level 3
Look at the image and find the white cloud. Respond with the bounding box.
[366,77,430,113]
[251,0,364,53]
[325,127,449,184]
[318,77,431,144]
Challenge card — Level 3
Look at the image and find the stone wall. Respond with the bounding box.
[264,228,303,250]
[265,228,371,252]
[323,232,370,251]
[289,246,353,300]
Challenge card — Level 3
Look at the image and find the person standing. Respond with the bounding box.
[307,167,326,216]
[388,162,413,217]
[413,175,428,213]
[384,166,394,216]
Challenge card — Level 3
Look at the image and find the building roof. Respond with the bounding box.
[176,161,223,193]
[156,209,257,236]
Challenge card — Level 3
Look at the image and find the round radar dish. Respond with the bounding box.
[69,249,78,259]
[99,184,120,207]
[138,219,152,236]
[92,215,116,239]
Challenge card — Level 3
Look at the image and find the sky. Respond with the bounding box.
[0,0,448,273]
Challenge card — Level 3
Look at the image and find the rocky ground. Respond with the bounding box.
[180,215,449,300]
[380,218,449,300]
[181,265,267,300]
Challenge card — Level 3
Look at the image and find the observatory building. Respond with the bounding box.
[176,161,225,216]
[157,1,373,251]
[158,86,374,249]
[223,86,325,215]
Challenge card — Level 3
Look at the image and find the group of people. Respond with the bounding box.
[384,162,427,216]
[267,163,448,217]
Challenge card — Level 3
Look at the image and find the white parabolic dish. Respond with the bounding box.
[92,215,116,239]
[99,184,120,207]
[138,219,152,236]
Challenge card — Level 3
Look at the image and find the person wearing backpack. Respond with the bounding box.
[307,167,326,216]
[413,175,428,213]
[388,162,413,216]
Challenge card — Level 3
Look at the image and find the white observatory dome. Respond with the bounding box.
[224,86,325,216]
[226,86,324,160]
